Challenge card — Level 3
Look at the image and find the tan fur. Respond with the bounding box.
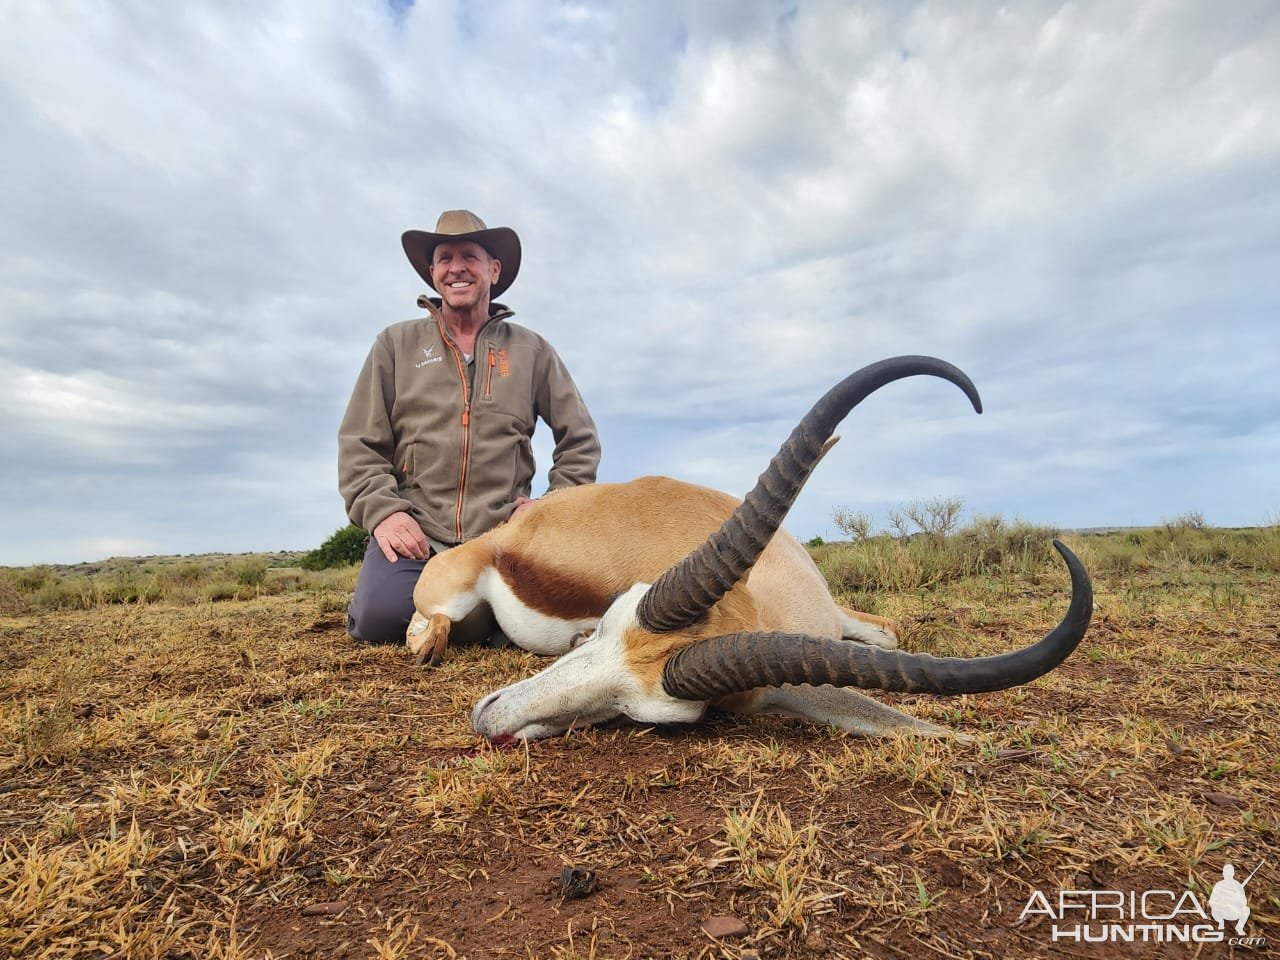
[411,538,494,614]
[839,607,895,634]
[622,586,762,690]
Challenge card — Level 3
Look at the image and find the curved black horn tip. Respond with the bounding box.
[902,355,982,415]
[1051,537,1093,628]
[952,367,982,415]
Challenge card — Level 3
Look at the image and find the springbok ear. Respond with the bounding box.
[569,629,594,650]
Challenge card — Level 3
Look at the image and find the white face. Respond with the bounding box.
[430,239,500,311]
[470,584,705,742]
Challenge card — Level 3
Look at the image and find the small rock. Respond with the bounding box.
[936,860,965,888]
[700,915,749,940]
[995,748,1036,761]
[559,866,599,900]
[301,901,348,917]
[193,728,210,741]
[1087,858,1115,886]
[73,704,95,720]
[1203,791,1245,808]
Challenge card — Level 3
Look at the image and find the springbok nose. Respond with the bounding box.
[472,690,502,726]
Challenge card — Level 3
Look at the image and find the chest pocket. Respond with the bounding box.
[479,347,501,401]
[477,344,531,422]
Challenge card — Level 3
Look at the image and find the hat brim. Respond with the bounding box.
[402,226,522,298]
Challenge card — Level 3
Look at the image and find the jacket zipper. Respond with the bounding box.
[485,348,496,400]
[439,331,473,543]
[427,306,504,543]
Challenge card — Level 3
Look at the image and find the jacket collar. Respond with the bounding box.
[416,295,515,323]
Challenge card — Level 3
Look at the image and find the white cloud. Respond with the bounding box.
[1,0,1277,565]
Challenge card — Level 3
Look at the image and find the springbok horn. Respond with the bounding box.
[661,540,1092,701]
[635,356,983,633]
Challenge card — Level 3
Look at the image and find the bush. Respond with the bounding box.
[832,508,873,542]
[887,496,965,542]
[164,562,208,587]
[1164,511,1207,532]
[229,558,268,587]
[301,525,370,571]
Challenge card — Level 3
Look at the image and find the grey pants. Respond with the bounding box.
[346,539,506,648]
[346,539,429,645]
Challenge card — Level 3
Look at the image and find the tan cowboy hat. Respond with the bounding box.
[402,210,522,298]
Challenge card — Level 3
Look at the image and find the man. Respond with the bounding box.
[1209,863,1252,936]
[339,210,601,645]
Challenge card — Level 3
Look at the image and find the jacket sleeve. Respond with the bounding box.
[338,334,411,533]
[535,343,601,490]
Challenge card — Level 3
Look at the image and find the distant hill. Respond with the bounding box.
[10,551,310,578]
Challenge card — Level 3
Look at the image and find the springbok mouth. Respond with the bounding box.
[488,733,517,748]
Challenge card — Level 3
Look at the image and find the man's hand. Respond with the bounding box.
[511,496,537,520]
[372,512,430,563]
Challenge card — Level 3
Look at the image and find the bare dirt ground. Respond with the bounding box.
[2,557,1277,958]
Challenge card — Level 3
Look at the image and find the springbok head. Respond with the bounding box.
[471,356,1093,743]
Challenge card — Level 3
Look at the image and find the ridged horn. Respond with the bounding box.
[661,540,1092,701]
[635,356,983,634]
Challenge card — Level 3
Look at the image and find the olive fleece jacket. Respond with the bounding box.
[338,300,600,546]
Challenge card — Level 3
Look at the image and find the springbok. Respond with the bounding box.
[406,356,1093,742]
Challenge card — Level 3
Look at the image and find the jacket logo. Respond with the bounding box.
[416,346,444,368]
[498,349,509,377]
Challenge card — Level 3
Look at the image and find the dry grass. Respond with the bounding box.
[1,529,1277,958]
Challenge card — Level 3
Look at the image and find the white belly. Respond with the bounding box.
[480,567,600,656]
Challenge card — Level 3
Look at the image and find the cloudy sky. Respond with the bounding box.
[2,1,1277,566]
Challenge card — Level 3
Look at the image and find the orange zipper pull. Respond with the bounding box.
[462,406,470,426]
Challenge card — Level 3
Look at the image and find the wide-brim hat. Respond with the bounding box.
[402,210,522,298]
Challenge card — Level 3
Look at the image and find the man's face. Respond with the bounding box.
[431,240,501,312]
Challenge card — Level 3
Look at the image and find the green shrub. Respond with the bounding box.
[201,580,241,602]
[95,570,162,605]
[301,525,370,571]
[11,566,62,593]
[162,562,209,587]
[229,557,269,587]
[0,567,86,614]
